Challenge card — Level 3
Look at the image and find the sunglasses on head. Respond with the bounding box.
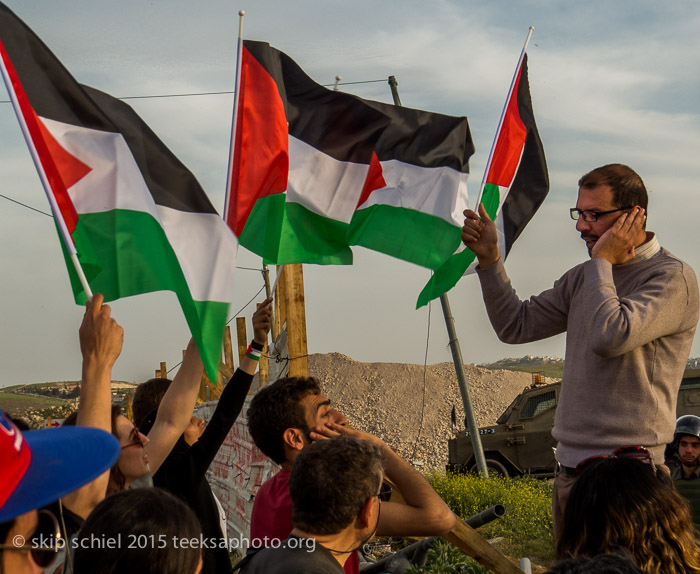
[121,426,145,450]
[576,445,657,476]
[0,509,65,569]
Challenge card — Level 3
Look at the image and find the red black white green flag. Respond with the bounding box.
[417,52,549,307]
[0,2,238,381]
[225,40,474,274]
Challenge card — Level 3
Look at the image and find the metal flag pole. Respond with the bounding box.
[475,26,534,209]
[223,10,246,221]
[0,44,92,299]
[387,76,489,477]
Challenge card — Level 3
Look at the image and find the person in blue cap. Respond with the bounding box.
[0,411,120,573]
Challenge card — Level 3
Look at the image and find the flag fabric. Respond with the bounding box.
[416,53,549,308]
[225,40,474,273]
[0,2,237,381]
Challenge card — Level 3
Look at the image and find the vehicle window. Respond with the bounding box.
[681,376,700,389]
[521,390,556,419]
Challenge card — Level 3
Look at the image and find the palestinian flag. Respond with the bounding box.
[225,40,474,272]
[417,53,549,308]
[0,2,237,381]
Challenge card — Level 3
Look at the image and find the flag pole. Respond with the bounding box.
[474,26,534,209]
[387,75,489,478]
[223,10,246,220]
[0,50,93,299]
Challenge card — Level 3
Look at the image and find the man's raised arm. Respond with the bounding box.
[63,293,124,518]
[312,423,456,536]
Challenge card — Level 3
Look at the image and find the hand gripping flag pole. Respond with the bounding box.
[0,41,93,300]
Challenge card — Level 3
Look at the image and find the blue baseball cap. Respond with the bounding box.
[0,411,120,523]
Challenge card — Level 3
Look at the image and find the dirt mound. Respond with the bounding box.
[308,353,534,470]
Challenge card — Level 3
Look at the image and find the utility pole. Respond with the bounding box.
[387,76,489,477]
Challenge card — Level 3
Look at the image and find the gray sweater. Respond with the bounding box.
[477,234,699,467]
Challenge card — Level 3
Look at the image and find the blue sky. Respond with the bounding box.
[1,0,700,385]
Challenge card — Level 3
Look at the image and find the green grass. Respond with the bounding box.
[407,472,554,572]
[0,391,67,406]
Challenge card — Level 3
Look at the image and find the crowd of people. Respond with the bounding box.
[2,163,700,573]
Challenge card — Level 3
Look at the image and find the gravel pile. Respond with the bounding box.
[309,353,535,470]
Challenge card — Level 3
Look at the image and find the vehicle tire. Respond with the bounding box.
[470,458,509,478]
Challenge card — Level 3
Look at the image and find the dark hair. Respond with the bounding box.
[547,553,645,574]
[578,164,648,215]
[73,488,202,574]
[64,405,127,494]
[558,458,700,574]
[289,436,382,535]
[132,378,172,429]
[247,377,321,464]
[7,416,30,431]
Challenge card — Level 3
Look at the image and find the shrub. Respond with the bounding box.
[427,472,554,567]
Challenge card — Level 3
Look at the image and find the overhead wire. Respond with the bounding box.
[410,298,431,461]
[166,282,268,375]
[0,78,389,105]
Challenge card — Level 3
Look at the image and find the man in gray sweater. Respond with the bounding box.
[461,163,699,541]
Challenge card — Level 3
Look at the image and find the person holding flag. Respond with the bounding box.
[462,163,698,542]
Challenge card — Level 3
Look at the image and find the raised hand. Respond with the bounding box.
[461,203,500,268]
[591,206,646,265]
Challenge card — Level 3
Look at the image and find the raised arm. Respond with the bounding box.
[63,293,124,518]
[239,297,272,375]
[145,337,203,474]
[312,423,456,536]
[185,299,273,475]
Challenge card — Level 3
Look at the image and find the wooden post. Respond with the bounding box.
[283,264,308,377]
[444,518,524,574]
[236,317,247,366]
[274,265,286,339]
[124,393,133,422]
[223,325,234,371]
[257,302,269,386]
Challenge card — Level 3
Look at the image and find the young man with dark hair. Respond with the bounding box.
[461,163,699,542]
[246,376,455,574]
[242,436,384,573]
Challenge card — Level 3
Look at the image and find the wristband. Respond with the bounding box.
[246,343,262,361]
[250,340,265,352]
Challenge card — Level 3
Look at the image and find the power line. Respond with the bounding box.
[0,193,53,217]
[0,79,389,104]
[167,282,268,375]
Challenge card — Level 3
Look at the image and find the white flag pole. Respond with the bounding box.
[474,26,534,210]
[270,265,284,299]
[0,51,93,299]
[222,10,246,222]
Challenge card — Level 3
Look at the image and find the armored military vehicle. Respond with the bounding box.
[447,373,700,478]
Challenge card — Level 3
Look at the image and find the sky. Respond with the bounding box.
[1,0,700,386]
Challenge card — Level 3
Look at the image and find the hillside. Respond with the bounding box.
[308,353,539,469]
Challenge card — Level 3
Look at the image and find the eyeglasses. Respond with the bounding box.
[576,445,657,476]
[0,509,65,569]
[378,482,393,502]
[121,426,146,450]
[569,207,632,222]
